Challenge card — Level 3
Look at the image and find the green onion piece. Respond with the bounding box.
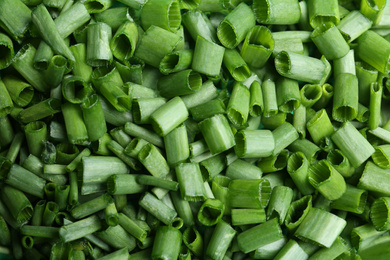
[20,225,59,239]
[330,184,367,214]
[267,186,294,224]
[327,149,355,178]
[95,248,128,260]
[33,41,53,71]
[292,105,306,139]
[182,9,217,43]
[284,195,312,232]
[45,55,67,89]
[300,84,322,108]
[0,33,13,69]
[110,21,138,61]
[356,103,370,123]
[360,0,386,25]
[273,37,304,57]
[137,175,178,191]
[337,10,372,43]
[107,174,146,195]
[68,172,78,206]
[160,49,193,75]
[276,78,300,113]
[211,176,231,215]
[308,159,346,200]
[257,150,289,173]
[175,162,206,201]
[312,83,334,110]
[192,36,225,78]
[231,208,266,226]
[253,0,301,25]
[83,0,114,13]
[234,129,275,158]
[217,2,255,49]
[226,81,250,126]
[141,0,181,32]
[42,201,59,226]
[331,121,375,168]
[332,73,358,122]
[287,152,315,195]
[152,226,182,260]
[59,215,102,243]
[71,193,114,219]
[97,95,132,126]
[251,236,287,259]
[356,61,378,106]
[182,226,203,257]
[127,82,158,101]
[55,185,69,211]
[6,164,46,199]
[158,69,202,99]
[351,223,387,250]
[81,94,107,142]
[307,0,340,28]
[197,198,224,226]
[19,98,61,124]
[199,153,226,181]
[229,179,271,209]
[272,122,299,156]
[372,145,390,168]
[24,121,47,158]
[110,127,131,148]
[275,51,331,85]
[31,200,45,226]
[369,127,390,143]
[308,236,349,259]
[31,4,74,62]
[333,49,355,78]
[132,98,166,125]
[189,99,225,122]
[237,218,283,253]
[62,76,93,104]
[70,44,93,82]
[295,207,346,248]
[241,25,274,69]
[86,22,112,67]
[62,102,89,146]
[249,81,264,117]
[306,109,334,144]
[223,49,251,81]
[118,213,147,242]
[226,159,262,179]
[289,139,321,164]
[274,239,309,260]
[370,197,390,231]
[139,192,177,225]
[262,79,278,117]
[205,220,236,259]
[124,122,164,148]
[135,25,182,68]
[108,140,141,170]
[164,124,189,166]
[95,224,136,251]
[1,185,33,224]
[199,114,235,154]
[356,30,390,74]
[2,76,33,107]
[21,235,33,249]
[171,190,195,227]
[138,143,170,178]
[12,44,51,92]
[311,22,350,60]
[0,0,31,43]
[56,142,79,164]
[124,138,149,158]
[369,82,383,130]
[44,183,56,201]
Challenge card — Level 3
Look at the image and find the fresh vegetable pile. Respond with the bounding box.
[1,0,390,259]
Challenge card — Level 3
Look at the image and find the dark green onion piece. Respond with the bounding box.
[0,0,31,43]
[217,2,255,49]
[274,239,309,260]
[0,33,13,69]
[164,124,189,166]
[205,220,236,259]
[62,76,93,104]
[42,201,59,226]
[253,0,300,25]
[81,94,107,142]
[175,162,206,201]
[20,225,59,239]
[19,98,61,124]
[249,80,264,117]
[295,207,346,248]
[312,83,334,110]
[229,179,271,209]
[267,185,294,224]
[1,185,33,224]
[86,22,113,67]
[59,215,102,243]
[2,76,34,107]
[71,193,114,219]
[62,102,89,146]
[226,159,262,179]
[189,99,225,122]
[300,84,322,108]
[152,226,182,260]
[24,121,47,158]
[139,192,177,225]
[234,129,274,158]
[6,164,46,199]
[223,48,251,82]
[182,9,217,43]
[197,199,224,226]
[107,174,146,195]
[70,43,92,82]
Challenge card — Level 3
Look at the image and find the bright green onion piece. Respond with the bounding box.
[306,109,334,144]
[331,121,375,168]
[308,236,349,259]
[253,0,301,25]
[311,22,350,60]
[293,104,306,138]
[71,193,114,219]
[152,225,182,260]
[226,159,262,179]
[124,138,149,158]
[24,121,47,158]
[308,159,346,200]
[189,99,225,122]
[12,44,50,92]
[18,98,61,124]
[241,25,274,69]
[110,21,138,61]
[141,0,181,32]
[229,179,271,209]
[330,184,367,214]
[95,223,136,251]
[226,82,250,126]
[356,103,370,123]
[223,48,251,82]
[70,43,92,82]
[307,0,340,28]
[289,139,320,164]
[107,174,146,195]
[175,162,206,201]
[163,124,189,166]
[295,207,346,248]
[284,195,312,232]
[182,9,217,43]
[217,2,255,49]
[62,75,93,104]
[360,0,386,25]
[356,61,378,106]
[2,76,33,108]
[0,0,31,43]
[356,30,390,75]
[197,199,224,226]
[234,129,274,158]
[273,37,304,57]
[199,153,226,181]
[205,220,236,259]
[159,49,193,75]
[274,239,309,260]
[86,22,112,67]
[139,192,177,225]
[267,186,294,224]
[138,143,170,178]
[333,49,355,78]
[249,81,264,117]
[371,197,390,231]
[83,0,114,13]
[332,73,359,122]
[20,225,59,239]
[351,223,387,251]
[275,51,331,85]
[62,102,89,146]
[59,215,102,243]
[257,149,289,173]
[137,175,178,191]
[337,10,372,43]
[287,152,315,195]
[251,235,287,259]
[1,185,33,224]
[81,94,107,142]
[124,122,164,148]
[183,226,203,257]
[237,218,283,253]
[135,25,182,68]
[262,79,278,117]
[372,145,390,168]
[272,122,299,156]
[158,69,202,99]
[199,114,235,154]
[369,82,382,130]
[0,33,13,69]
[326,149,355,178]
[192,36,225,78]
[276,78,300,113]
[231,208,266,226]
[132,98,166,125]
[118,213,147,242]
[312,83,334,110]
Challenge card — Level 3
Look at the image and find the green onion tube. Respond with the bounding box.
[231,208,266,226]
[308,160,346,201]
[312,83,334,110]
[18,98,61,124]
[138,143,170,178]
[360,0,386,25]
[337,10,372,43]
[42,201,59,226]
[226,159,262,179]
[234,130,275,158]
[356,61,378,106]
[250,81,264,117]
[182,9,217,43]
[107,174,146,195]
[110,21,138,61]
[223,49,251,82]
[0,0,31,43]
[20,225,59,239]
[332,73,358,122]
[83,0,114,13]
[157,69,202,99]
[370,197,390,231]
[333,49,355,78]
[372,145,390,168]
[229,179,271,209]
[124,122,164,148]
[24,121,47,158]
[307,0,339,28]
[205,220,236,259]
[95,224,136,251]
[257,150,289,173]
[287,152,315,195]
[272,122,299,156]
[197,199,224,226]
[237,218,283,253]
[70,43,92,82]
[137,175,178,191]
[226,82,250,126]
[70,193,114,219]
[135,25,182,68]
[275,51,331,85]
[217,2,255,49]
[139,192,177,225]
[175,162,207,202]
[293,104,306,138]
[61,76,93,104]
[191,36,225,78]
[369,82,383,130]
[241,25,274,69]
[140,0,181,32]
[1,185,33,224]
[274,239,309,260]
[189,99,225,122]
[311,22,350,60]
[331,121,375,168]
[2,76,34,108]
[295,208,346,248]
[81,94,107,142]
[164,124,189,166]
[159,49,193,75]
[199,114,235,155]
[132,98,166,125]
[308,236,349,259]
[358,161,390,197]
[262,79,278,117]
[152,226,182,260]
[276,77,300,113]
[330,184,367,214]
[289,139,320,164]
[284,195,312,232]
[253,0,301,25]
[267,186,294,224]
[59,215,102,243]
[0,33,13,69]
[86,22,113,67]
[118,213,147,242]
[306,109,334,144]
[356,30,390,75]
[62,102,89,146]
